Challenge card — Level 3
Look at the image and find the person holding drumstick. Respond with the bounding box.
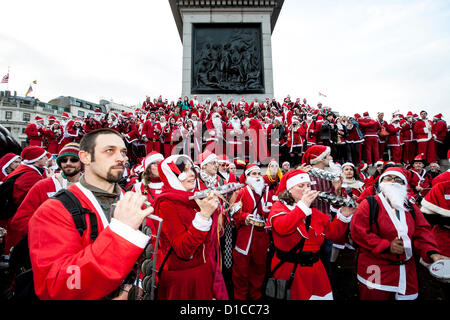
[351,167,449,300]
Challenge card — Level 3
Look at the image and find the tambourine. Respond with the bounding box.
[429,259,450,284]
[247,213,266,227]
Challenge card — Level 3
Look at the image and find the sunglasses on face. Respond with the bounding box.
[381,176,405,184]
[60,157,79,164]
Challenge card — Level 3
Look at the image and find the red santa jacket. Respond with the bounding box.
[131,179,164,206]
[351,193,438,296]
[400,120,414,143]
[432,120,447,143]
[24,123,44,147]
[141,120,162,141]
[409,168,432,198]
[358,118,381,139]
[302,120,321,145]
[123,122,140,143]
[385,123,402,147]
[286,125,306,151]
[28,182,148,300]
[265,200,350,300]
[9,175,67,248]
[413,119,433,142]
[232,185,273,256]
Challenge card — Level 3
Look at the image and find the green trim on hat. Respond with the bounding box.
[56,153,80,167]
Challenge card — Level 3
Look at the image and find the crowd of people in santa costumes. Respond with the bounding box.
[0,92,449,301]
[20,95,449,172]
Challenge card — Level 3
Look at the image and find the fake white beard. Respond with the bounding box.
[379,182,407,210]
[231,119,241,130]
[213,118,223,133]
[325,160,342,175]
[246,176,265,195]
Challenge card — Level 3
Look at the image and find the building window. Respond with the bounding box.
[22,128,26,134]
[23,113,30,122]
[78,110,85,117]
[5,111,13,119]
[5,127,11,132]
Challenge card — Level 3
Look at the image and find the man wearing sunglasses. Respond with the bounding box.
[351,167,448,300]
[9,143,83,249]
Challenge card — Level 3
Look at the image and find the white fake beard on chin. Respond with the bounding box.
[379,182,407,210]
[325,160,342,175]
[246,176,265,195]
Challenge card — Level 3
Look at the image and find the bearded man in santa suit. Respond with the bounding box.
[413,110,434,164]
[351,167,448,300]
[204,112,226,154]
[227,115,245,161]
[28,128,153,300]
[231,164,273,300]
[9,143,82,250]
[385,114,403,164]
[25,116,45,147]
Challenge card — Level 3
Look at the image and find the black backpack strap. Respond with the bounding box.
[367,196,380,233]
[269,215,312,277]
[52,189,98,241]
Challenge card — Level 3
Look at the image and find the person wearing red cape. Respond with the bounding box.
[152,155,228,300]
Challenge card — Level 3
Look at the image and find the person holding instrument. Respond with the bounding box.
[28,129,153,299]
[265,169,354,300]
[153,155,228,300]
[351,167,448,300]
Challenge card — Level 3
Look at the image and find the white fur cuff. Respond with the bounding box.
[296,201,312,216]
[336,209,352,223]
[192,212,212,231]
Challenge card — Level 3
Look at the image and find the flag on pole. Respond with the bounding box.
[1,73,9,84]
[25,85,33,96]
[319,92,327,98]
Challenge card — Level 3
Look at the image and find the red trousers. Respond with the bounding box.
[402,141,415,163]
[232,230,269,300]
[145,140,161,155]
[364,137,379,165]
[390,145,402,164]
[417,140,435,163]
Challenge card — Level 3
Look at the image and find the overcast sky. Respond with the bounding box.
[1,0,449,120]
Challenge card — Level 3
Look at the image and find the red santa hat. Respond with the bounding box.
[433,113,443,120]
[94,108,102,114]
[218,154,230,164]
[234,158,247,169]
[244,163,261,177]
[143,151,164,170]
[0,153,21,177]
[413,113,419,119]
[21,146,47,164]
[358,162,368,172]
[34,115,43,121]
[302,145,331,165]
[379,167,408,185]
[363,112,370,118]
[120,112,129,119]
[48,115,56,121]
[354,113,361,119]
[158,155,194,191]
[199,151,218,168]
[74,116,84,124]
[406,111,413,117]
[384,160,395,166]
[375,160,384,167]
[61,112,70,119]
[275,169,311,196]
[421,181,450,217]
[448,149,450,161]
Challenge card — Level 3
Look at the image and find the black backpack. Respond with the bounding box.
[8,189,99,300]
[0,172,26,220]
